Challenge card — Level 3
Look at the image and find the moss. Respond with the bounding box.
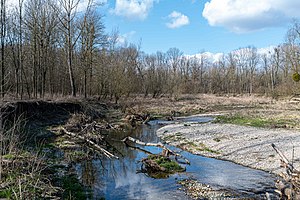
[159,160,183,171]
[147,155,185,173]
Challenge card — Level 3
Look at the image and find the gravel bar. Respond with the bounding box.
[157,121,300,175]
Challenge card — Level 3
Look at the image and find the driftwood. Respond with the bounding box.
[272,143,295,175]
[271,143,300,199]
[125,113,151,127]
[122,136,190,164]
[60,127,118,159]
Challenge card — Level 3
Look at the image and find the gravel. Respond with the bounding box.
[157,121,300,175]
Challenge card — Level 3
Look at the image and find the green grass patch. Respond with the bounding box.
[196,143,220,154]
[185,141,197,147]
[163,132,185,142]
[215,115,268,127]
[215,115,291,128]
[148,155,185,173]
[0,189,12,199]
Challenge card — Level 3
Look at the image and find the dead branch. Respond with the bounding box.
[271,143,295,175]
[122,136,190,164]
[271,143,300,199]
[60,127,118,159]
[143,115,151,125]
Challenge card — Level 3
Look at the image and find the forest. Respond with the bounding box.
[0,0,300,102]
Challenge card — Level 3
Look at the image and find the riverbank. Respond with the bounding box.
[157,118,300,175]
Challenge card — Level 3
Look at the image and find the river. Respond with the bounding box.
[74,117,278,199]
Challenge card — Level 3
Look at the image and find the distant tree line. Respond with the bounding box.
[1,0,300,102]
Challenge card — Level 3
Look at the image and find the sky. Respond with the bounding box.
[99,0,300,55]
[8,0,300,56]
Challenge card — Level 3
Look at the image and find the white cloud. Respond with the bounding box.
[185,46,276,63]
[185,52,224,63]
[7,0,107,12]
[257,46,276,55]
[111,0,157,20]
[78,0,108,12]
[116,31,136,46]
[166,11,190,29]
[202,0,300,33]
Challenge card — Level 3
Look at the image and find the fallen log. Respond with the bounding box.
[60,127,118,159]
[122,136,190,164]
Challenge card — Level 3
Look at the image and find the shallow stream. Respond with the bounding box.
[75,117,278,199]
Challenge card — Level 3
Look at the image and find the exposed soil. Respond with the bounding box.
[0,99,118,199]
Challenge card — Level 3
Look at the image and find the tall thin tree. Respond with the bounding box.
[0,0,6,98]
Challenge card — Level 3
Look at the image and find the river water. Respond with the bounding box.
[74,117,278,199]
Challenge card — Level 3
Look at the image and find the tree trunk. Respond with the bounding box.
[84,70,87,98]
[67,11,76,97]
[0,0,5,98]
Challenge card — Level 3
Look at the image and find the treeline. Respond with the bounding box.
[1,0,300,102]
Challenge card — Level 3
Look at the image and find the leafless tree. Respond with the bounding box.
[0,0,6,98]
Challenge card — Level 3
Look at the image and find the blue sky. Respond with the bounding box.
[98,0,300,55]
[9,0,298,55]
[100,0,300,55]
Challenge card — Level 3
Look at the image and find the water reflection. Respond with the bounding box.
[74,117,277,199]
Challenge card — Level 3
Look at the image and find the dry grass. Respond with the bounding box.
[121,94,300,127]
[119,94,300,130]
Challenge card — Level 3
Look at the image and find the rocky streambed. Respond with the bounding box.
[156,117,300,175]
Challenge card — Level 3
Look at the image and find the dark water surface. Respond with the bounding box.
[75,117,278,199]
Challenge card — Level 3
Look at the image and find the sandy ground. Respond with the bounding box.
[157,119,300,175]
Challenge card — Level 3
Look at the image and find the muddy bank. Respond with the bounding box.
[0,100,115,199]
[157,119,300,175]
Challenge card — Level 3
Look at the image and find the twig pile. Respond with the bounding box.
[56,114,118,159]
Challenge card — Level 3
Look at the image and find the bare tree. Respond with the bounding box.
[18,0,24,99]
[0,0,6,98]
[24,0,59,98]
[57,0,81,97]
[79,7,106,98]
[166,47,183,96]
